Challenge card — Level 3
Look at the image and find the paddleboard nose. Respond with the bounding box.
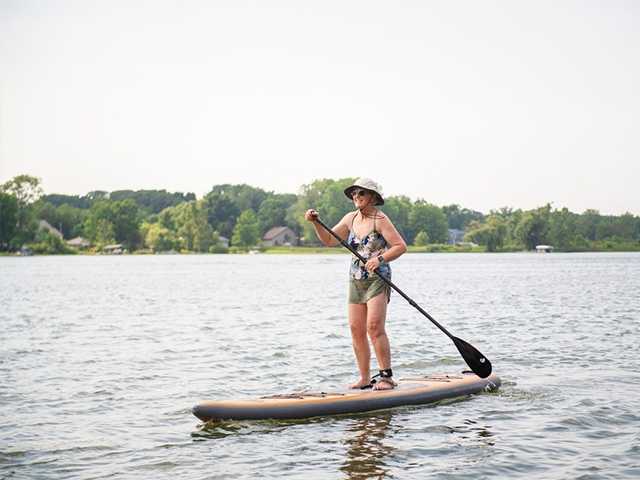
[192,404,208,421]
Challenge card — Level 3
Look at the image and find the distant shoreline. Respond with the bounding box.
[3,244,640,257]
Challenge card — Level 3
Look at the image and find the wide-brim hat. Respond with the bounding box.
[344,177,384,206]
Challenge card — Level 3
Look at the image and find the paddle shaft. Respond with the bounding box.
[314,217,454,340]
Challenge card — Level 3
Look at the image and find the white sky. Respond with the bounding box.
[1,0,638,214]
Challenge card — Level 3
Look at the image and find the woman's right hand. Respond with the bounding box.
[304,209,319,222]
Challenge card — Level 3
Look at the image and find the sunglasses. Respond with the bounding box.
[350,189,369,198]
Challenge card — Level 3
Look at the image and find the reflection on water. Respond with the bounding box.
[340,413,394,479]
[192,417,313,439]
[457,418,495,447]
[191,409,497,479]
[192,420,247,440]
[338,411,497,479]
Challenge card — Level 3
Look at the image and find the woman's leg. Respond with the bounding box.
[366,292,393,389]
[348,302,371,388]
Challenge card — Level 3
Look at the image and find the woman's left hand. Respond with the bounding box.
[365,258,381,273]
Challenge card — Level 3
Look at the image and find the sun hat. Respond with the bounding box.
[344,178,384,206]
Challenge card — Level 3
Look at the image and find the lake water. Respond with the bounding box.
[1,252,639,479]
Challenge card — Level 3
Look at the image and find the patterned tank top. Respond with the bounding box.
[347,212,391,280]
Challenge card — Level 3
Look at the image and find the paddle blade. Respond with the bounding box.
[452,336,492,378]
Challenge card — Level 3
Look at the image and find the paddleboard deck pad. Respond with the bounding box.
[192,371,500,421]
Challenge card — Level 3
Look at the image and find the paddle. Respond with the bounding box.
[313,216,492,379]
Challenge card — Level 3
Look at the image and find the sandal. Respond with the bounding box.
[354,381,374,390]
[370,369,398,390]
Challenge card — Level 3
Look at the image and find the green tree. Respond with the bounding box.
[232,209,261,247]
[578,209,601,241]
[495,207,525,249]
[408,200,449,244]
[41,193,92,209]
[1,174,43,205]
[95,219,116,246]
[57,204,87,238]
[111,199,141,248]
[157,207,176,231]
[548,207,585,250]
[34,201,57,226]
[83,199,140,248]
[211,184,267,212]
[0,192,18,250]
[442,204,484,230]
[465,216,507,252]
[83,200,113,244]
[0,175,43,248]
[413,231,429,246]
[381,195,412,242]
[632,214,640,241]
[110,189,195,214]
[257,194,297,234]
[292,178,355,245]
[169,200,214,252]
[144,222,179,252]
[595,212,637,240]
[202,184,269,238]
[515,205,551,250]
[35,201,87,239]
[204,194,238,238]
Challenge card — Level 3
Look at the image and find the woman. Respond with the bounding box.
[305,178,407,390]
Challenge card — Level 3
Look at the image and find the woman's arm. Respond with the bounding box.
[305,210,353,247]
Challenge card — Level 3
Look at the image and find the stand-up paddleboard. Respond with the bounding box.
[193,371,500,422]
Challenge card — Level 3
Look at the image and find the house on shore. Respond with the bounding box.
[262,226,298,247]
[67,237,91,249]
[103,244,125,254]
[217,235,229,248]
[447,229,465,245]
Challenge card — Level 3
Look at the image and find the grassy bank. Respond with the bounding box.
[260,246,345,254]
[407,244,486,253]
[4,242,640,256]
[261,244,484,254]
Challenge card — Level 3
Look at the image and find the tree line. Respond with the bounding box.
[1,174,639,254]
[464,205,640,252]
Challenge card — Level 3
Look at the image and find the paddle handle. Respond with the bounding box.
[314,217,454,340]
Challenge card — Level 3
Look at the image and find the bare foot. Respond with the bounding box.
[373,378,396,390]
[349,377,371,389]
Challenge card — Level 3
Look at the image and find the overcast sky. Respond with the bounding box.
[1,0,638,214]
